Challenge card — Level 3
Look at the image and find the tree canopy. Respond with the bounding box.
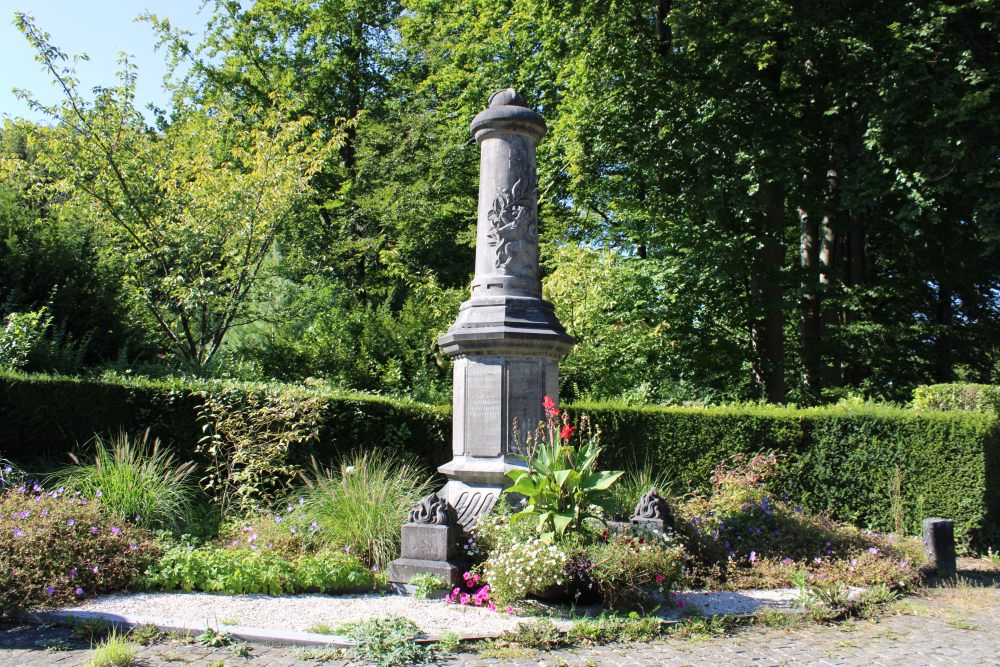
[2,0,997,402]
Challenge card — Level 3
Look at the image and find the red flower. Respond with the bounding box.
[560,424,575,440]
[542,395,559,417]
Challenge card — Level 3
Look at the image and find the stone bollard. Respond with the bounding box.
[388,493,464,590]
[922,517,957,577]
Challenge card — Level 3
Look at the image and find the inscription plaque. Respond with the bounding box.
[465,363,502,456]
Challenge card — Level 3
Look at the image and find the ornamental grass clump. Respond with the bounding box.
[294,450,434,569]
[55,430,197,533]
[0,484,158,615]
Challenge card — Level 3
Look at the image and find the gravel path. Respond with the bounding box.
[57,588,800,637]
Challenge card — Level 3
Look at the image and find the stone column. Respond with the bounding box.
[437,89,575,528]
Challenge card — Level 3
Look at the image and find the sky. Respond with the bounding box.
[0,0,209,123]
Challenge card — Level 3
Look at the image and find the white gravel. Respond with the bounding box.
[59,588,800,638]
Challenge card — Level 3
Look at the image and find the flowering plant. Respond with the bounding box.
[505,397,622,542]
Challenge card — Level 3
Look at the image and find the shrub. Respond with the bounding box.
[0,486,158,615]
[141,544,373,595]
[582,530,686,609]
[585,401,999,545]
[480,537,570,605]
[296,450,435,569]
[0,370,450,478]
[678,453,925,591]
[914,383,1000,415]
[55,431,196,532]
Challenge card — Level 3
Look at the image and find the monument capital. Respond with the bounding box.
[470,88,547,143]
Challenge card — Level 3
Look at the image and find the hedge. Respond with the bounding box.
[0,370,450,472]
[1,371,997,545]
[580,402,1000,546]
[913,383,1000,416]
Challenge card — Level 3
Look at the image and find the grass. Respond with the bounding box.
[299,450,435,569]
[88,630,137,667]
[306,622,336,635]
[607,464,676,518]
[56,430,196,531]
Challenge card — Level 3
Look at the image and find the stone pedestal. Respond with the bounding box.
[388,494,464,588]
[437,89,575,528]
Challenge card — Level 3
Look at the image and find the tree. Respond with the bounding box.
[14,13,338,371]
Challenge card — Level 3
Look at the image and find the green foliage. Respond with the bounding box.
[568,612,666,644]
[480,537,570,606]
[55,431,196,532]
[141,545,373,595]
[914,384,1000,416]
[0,488,158,616]
[409,573,447,600]
[582,531,686,609]
[297,450,435,569]
[196,386,323,514]
[14,14,338,372]
[506,407,622,541]
[336,616,431,667]
[196,628,233,648]
[88,630,137,667]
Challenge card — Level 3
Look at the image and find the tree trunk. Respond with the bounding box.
[799,205,821,401]
[751,180,787,403]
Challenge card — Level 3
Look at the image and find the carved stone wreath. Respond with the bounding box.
[408,493,456,526]
[486,177,538,275]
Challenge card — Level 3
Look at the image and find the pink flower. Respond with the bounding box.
[488,603,497,612]
[655,575,665,584]
[677,600,686,609]
[459,593,471,605]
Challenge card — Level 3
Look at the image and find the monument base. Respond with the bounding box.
[387,557,464,588]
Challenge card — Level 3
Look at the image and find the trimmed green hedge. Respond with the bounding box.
[914,383,1000,416]
[1,371,996,545]
[581,402,1000,546]
[0,370,450,471]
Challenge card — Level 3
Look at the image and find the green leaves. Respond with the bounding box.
[504,410,621,541]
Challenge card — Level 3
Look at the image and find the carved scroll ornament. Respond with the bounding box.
[632,487,670,522]
[486,177,538,275]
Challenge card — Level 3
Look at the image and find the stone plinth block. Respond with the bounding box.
[922,517,956,576]
[387,557,463,589]
[399,522,459,562]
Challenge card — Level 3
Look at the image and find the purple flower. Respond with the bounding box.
[129,542,138,551]
[868,547,879,555]
[95,489,102,497]
[372,565,379,572]
[343,545,351,553]
[69,568,77,576]
[92,566,99,574]
[298,497,305,506]
[13,529,23,538]
[782,557,793,565]
[2,466,11,473]
[134,515,141,522]
[66,519,75,526]
[274,515,283,524]
[46,586,55,595]
[41,510,49,516]
[749,551,757,563]
[111,527,121,536]
[90,526,99,535]
[74,587,84,597]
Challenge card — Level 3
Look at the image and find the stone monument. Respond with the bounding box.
[388,90,573,589]
[436,89,575,529]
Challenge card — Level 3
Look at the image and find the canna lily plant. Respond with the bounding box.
[505,397,623,542]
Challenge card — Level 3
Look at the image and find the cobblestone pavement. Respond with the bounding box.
[1,586,997,667]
